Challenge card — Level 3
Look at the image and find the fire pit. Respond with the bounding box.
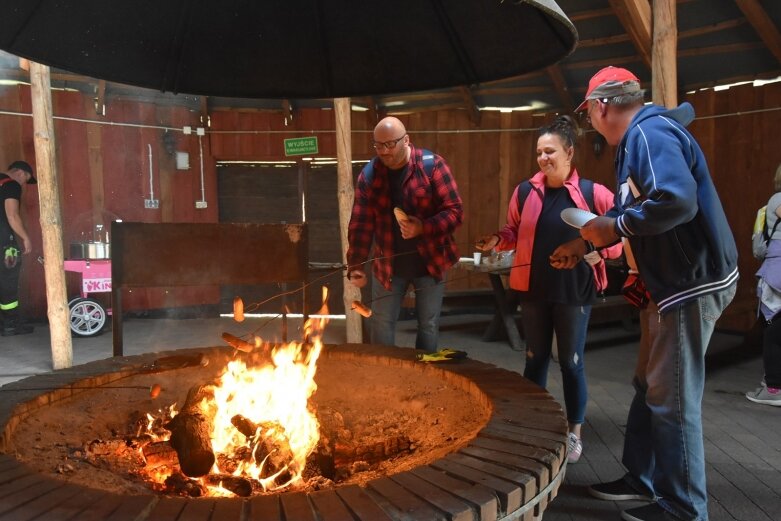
[0,344,567,520]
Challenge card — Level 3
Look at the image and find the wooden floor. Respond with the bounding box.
[398,316,781,521]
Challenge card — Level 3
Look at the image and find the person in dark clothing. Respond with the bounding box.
[346,117,463,352]
[1,160,36,336]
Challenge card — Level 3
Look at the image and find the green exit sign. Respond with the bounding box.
[284,136,318,156]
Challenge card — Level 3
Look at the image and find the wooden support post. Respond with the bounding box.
[334,97,362,343]
[29,61,72,369]
[652,0,678,108]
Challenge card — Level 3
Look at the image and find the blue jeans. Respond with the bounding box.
[520,301,590,425]
[370,274,444,352]
[623,284,736,521]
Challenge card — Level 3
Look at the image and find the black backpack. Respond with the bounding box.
[362,149,435,184]
[516,178,595,213]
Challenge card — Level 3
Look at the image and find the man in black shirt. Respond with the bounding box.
[1,160,36,336]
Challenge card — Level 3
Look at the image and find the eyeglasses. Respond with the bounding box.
[585,98,610,126]
[372,135,406,151]
[585,100,598,126]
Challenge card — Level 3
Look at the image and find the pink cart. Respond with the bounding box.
[63,259,111,337]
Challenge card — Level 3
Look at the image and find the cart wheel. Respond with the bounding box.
[69,298,106,337]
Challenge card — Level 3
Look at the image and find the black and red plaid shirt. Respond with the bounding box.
[347,144,463,289]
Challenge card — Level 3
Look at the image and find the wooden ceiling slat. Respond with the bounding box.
[578,34,632,48]
[679,18,748,39]
[677,41,765,58]
[734,0,781,65]
[568,8,615,22]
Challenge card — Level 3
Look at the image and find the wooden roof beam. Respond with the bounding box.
[458,86,481,126]
[545,65,575,111]
[652,0,677,107]
[734,0,781,65]
[608,0,652,68]
[94,80,106,116]
[368,96,385,123]
[282,99,294,126]
[199,96,209,127]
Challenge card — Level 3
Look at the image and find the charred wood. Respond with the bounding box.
[231,414,258,439]
[164,472,207,497]
[204,474,254,497]
[142,440,179,469]
[165,384,216,477]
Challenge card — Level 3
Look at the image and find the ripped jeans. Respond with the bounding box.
[520,301,591,425]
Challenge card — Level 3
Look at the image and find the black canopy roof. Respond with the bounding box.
[0,0,577,99]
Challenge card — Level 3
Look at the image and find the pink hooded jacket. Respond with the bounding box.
[495,169,623,293]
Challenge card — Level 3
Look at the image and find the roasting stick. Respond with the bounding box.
[222,241,523,340]
[350,260,533,316]
[0,383,163,399]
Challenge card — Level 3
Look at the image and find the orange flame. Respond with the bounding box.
[141,288,330,496]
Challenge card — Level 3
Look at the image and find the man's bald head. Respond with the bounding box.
[373,116,410,169]
[374,116,406,138]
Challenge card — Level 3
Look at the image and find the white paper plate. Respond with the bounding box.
[560,207,597,229]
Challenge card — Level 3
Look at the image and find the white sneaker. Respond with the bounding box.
[746,385,781,406]
[567,432,582,463]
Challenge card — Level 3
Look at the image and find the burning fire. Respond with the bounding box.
[139,294,329,497]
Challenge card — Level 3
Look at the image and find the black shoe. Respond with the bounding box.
[2,323,34,336]
[588,475,653,501]
[621,503,682,521]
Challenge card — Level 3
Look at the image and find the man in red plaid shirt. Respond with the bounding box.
[346,116,463,351]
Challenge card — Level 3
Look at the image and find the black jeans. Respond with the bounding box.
[764,314,781,388]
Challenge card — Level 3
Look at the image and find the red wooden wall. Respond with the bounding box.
[1,80,779,332]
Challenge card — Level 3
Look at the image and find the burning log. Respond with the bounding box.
[126,433,154,449]
[165,385,216,477]
[231,414,258,439]
[164,472,207,497]
[204,474,254,497]
[229,414,294,479]
[142,440,179,469]
[252,423,295,479]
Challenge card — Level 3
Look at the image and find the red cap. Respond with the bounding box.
[575,66,642,112]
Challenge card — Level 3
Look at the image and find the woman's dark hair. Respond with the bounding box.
[538,115,580,149]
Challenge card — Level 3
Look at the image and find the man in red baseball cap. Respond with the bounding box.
[572,67,738,521]
[574,66,643,112]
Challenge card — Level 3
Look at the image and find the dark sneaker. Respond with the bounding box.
[588,475,653,501]
[2,323,34,336]
[621,503,680,521]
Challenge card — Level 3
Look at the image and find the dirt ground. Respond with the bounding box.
[8,350,490,496]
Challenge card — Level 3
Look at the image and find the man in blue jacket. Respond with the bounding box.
[577,67,738,521]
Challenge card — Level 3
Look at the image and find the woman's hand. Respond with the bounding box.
[475,234,499,252]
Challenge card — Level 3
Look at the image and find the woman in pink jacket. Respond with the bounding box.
[476,115,622,464]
